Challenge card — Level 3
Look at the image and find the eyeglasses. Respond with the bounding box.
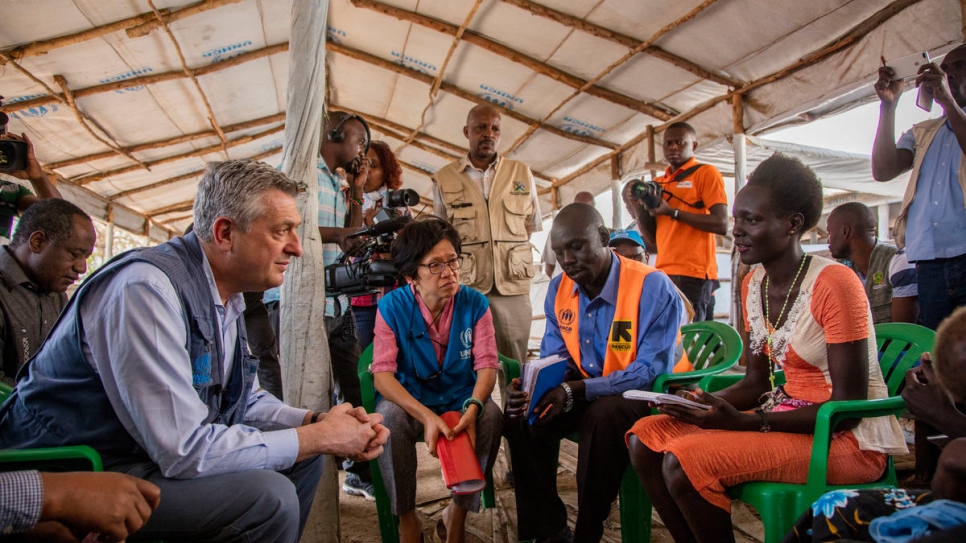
[419,257,463,275]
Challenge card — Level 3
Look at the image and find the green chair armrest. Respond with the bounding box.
[358,343,376,413]
[0,381,13,402]
[805,396,907,499]
[500,354,520,384]
[0,445,103,472]
[653,366,734,393]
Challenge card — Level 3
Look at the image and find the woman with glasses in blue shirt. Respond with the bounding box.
[372,217,503,543]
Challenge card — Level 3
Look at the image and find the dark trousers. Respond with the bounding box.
[915,253,966,330]
[506,395,652,543]
[325,313,370,481]
[668,275,714,322]
[353,304,378,350]
[243,292,284,400]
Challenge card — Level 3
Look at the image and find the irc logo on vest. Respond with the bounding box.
[609,321,633,352]
[558,309,574,334]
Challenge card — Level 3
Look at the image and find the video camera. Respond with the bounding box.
[630,179,664,209]
[325,215,411,297]
[0,97,28,172]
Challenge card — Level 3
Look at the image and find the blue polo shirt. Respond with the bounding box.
[541,253,681,400]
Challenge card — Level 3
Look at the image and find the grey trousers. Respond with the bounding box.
[485,291,532,366]
[375,398,503,515]
[114,455,324,542]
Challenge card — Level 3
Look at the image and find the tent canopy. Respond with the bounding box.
[0,0,961,241]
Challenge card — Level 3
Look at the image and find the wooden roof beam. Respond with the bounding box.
[348,0,676,121]
[1,42,289,114]
[0,0,244,63]
[109,145,283,201]
[46,113,285,170]
[498,0,738,88]
[150,200,195,218]
[328,42,617,150]
[556,0,918,187]
[72,124,285,185]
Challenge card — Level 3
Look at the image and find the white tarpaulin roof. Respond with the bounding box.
[0,0,961,241]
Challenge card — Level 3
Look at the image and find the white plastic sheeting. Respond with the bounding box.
[0,0,962,240]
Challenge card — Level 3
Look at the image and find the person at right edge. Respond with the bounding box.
[628,122,728,322]
[872,44,966,331]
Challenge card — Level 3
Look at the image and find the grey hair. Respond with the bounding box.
[192,160,300,242]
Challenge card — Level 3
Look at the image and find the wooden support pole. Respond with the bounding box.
[46,113,285,170]
[0,0,243,63]
[328,43,617,150]
[1,43,289,114]
[348,0,674,121]
[52,75,149,169]
[147,0,229,157]
[109,144,283,201]
[731,94,745,135]
[497,0,737,88]
[611,156,622,230]
[72,124,284,186]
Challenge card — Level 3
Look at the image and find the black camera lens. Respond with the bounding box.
[386,188,419,208]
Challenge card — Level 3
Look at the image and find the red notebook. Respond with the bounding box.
[436,411,486,495]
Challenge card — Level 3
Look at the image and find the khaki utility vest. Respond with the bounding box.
[848,243,897,324]
[434,157,535,296]
[894,117,966,249]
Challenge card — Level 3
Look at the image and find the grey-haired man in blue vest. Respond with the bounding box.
[0,160,389,542]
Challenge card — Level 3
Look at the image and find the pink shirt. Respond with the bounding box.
[372,285,499,374]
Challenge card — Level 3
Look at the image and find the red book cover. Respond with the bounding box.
[436,411,486,495]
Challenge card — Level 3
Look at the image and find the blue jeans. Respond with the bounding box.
[915,252,966,330]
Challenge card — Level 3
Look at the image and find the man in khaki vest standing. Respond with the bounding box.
[432,104,541,367]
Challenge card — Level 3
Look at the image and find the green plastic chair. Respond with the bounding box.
[358,343,498,543]
[698,322,935,543]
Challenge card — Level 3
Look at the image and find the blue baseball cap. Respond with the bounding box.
[609,229,645,248]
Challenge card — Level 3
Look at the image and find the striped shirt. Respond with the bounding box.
[316,159,348,317]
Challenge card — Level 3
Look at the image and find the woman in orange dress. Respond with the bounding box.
[626,154,907,543]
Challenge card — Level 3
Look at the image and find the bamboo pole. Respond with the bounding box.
[147,0,229,158]
[348,0,675,121]
[109,145,283,201]
[52,75,149,170]
[1,43,289,114]
[46,113,285,170]
[72,124,284,186]
[327,42,618,150]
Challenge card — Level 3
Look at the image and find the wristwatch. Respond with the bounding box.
[672,209,680,220]
[560,382,574,413]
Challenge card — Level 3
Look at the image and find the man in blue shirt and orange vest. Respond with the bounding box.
[505,203,682,543]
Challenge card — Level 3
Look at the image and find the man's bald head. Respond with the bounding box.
[574,191,595,206]
[829,202,877,231]
[464,104,502,167]
[550,203,611,288]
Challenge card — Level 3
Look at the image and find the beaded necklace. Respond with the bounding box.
[763,254,807,389]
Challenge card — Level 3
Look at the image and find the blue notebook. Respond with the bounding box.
[523,354,567,425]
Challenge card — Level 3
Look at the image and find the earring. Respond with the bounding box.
[789,230,795,234]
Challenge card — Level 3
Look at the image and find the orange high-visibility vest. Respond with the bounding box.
[554,255,657,377]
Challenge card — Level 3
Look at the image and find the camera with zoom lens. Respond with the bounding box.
[325,215,410,297]
[631,180,664,209]
[0,100,28,172]
[386,188,419,208]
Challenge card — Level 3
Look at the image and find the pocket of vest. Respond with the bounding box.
[460,248,479,285]
[452,207,478,242]
[506,243,534,280]
[502,195,531,237]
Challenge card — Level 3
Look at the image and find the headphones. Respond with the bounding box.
[327,112,371,154]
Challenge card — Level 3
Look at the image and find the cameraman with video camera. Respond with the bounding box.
[0,109,63,244]
[626,122,728,321]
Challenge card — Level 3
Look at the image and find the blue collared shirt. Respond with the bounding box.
[541,254,682,400]
[77,241,307,479]
[0,470,42,535]
[897,122,966,261]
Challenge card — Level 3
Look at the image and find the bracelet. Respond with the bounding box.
[462,397,485,419]
[560,382,574,413]
[755,408,770,433]
[349,196,363,206]
[310,411,321,424]
[672,209,680,220]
